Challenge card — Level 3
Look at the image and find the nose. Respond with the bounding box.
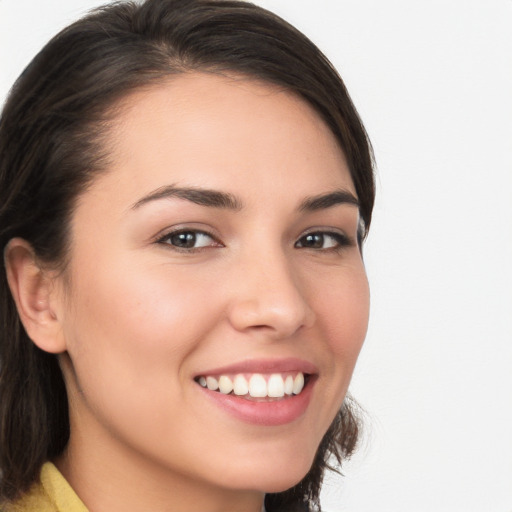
[227,250,315,340]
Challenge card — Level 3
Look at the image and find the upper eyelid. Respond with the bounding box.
[300,226,347,235]
[153,225,219,243]
[296,229,356,247]
[151,225,355,246]
[154,228,223,253]
[298,226,353,240]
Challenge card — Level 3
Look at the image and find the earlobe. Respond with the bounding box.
[4,238,67,354]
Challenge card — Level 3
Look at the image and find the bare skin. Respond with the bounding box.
[7,73,369,512]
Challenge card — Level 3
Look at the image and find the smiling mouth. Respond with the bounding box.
[195,372,309,401]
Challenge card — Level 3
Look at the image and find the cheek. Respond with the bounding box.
[319,262,369,344]
[59,257,226,453]
[286,264,369,462]
[62,254,223,394]
[313,264,369,390]
[333,275,369,355]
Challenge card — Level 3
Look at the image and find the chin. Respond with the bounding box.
[215,451,315,494]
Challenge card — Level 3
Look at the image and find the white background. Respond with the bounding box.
[1,1,511,511]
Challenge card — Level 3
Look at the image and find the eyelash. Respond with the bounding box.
[294,231,354,252]
[155,228,354,253]
[155,229,221,252]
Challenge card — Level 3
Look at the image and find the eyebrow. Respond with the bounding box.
[130,185,243,211]
[130,185,359,212]
[298,189,359,211]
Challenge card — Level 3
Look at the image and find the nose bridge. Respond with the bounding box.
[227,243,315,338]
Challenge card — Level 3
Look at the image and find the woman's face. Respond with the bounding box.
[54,73,369,496]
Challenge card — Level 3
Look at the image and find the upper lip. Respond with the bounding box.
[195,357,318,377]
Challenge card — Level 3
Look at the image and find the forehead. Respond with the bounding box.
[89,72,354,207]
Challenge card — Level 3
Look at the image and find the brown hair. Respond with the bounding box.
[0,1,374,510]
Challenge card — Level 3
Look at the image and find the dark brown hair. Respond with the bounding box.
[0,1,374,510]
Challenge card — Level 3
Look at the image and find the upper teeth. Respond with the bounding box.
[197,372,305,398]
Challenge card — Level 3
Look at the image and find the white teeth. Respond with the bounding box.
[284,375,294,395]
[206,376,219,391]
[198,372,306,397]
[218,375,233,394]
[292,373,305,395]
[248,374,267,397]
[233,374,249,395]
[267,374,285,398]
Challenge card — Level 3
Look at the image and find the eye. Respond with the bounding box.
[295,231,351,251]
[157,229,221,250]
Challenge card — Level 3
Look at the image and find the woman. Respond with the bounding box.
[0,1,374,511]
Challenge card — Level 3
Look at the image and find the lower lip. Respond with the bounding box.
[198,377,316,426]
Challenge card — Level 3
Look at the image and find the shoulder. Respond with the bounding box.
[1,481,55,512]
[1,462,87,512]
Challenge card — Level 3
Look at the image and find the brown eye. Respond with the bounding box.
[295,232,349,250]
[159,230,219,250]
[300,233,325,248]
[170,232,197,248]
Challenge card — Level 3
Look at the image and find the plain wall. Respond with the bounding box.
[1,1,511,511]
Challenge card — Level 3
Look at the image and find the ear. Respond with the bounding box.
[4,238,67,354]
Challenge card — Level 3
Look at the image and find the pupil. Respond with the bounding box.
[304,234,323,248]
[172,232,195,248]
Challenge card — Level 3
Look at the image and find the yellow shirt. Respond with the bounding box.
[3,462,88,512]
